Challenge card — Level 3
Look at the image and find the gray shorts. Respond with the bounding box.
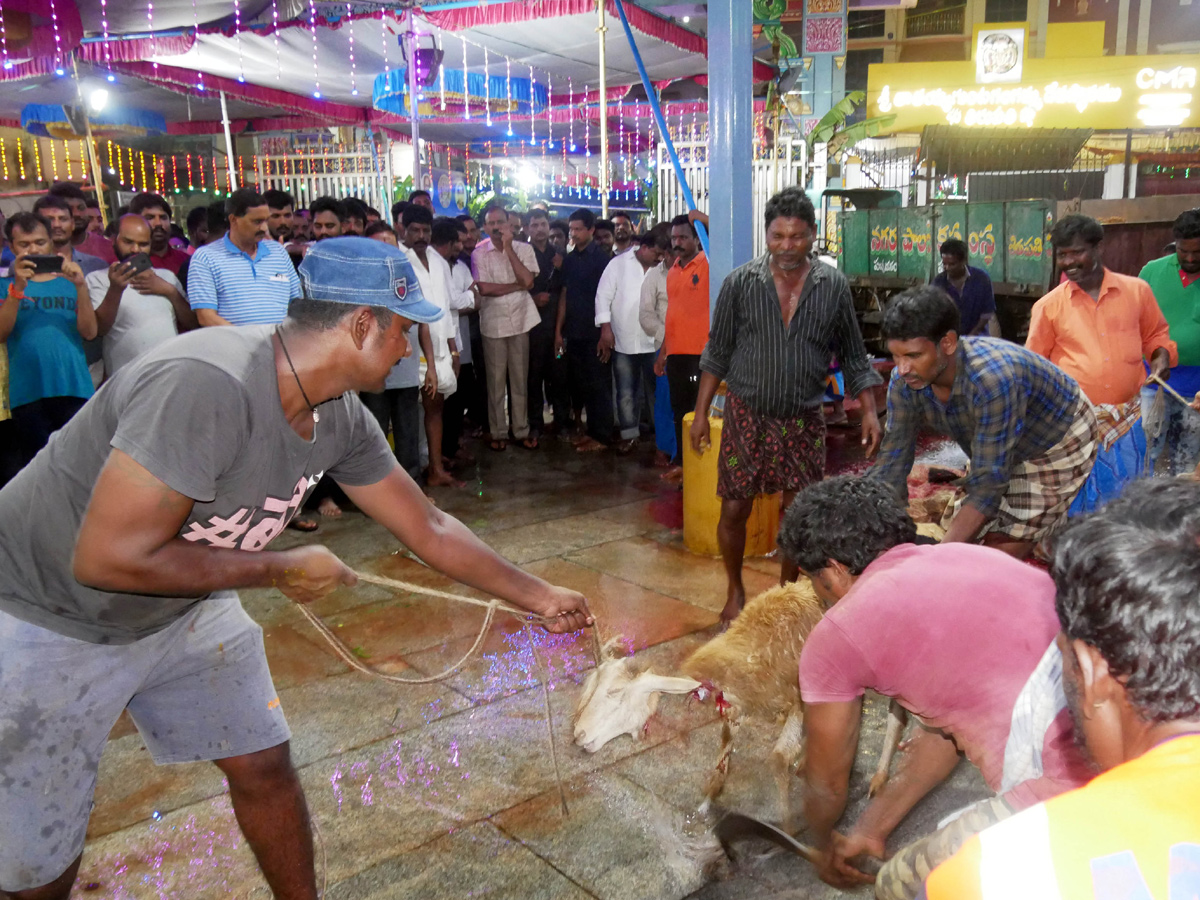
[0,592,291,892]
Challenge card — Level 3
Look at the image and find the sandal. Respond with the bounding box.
[488,439,508,451]
[520,436,539,450]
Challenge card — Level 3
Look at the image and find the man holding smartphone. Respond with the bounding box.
[88,214,197,377]
[0,211,98,469]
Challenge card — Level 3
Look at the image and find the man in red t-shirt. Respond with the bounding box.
[780,475,1092,900]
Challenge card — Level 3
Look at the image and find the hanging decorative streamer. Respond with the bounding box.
[462,36,469,119]
[190,0,205,90]
[49,0,64,74]
[505,57,513,136]
[568,79,575,151]
[347,4,358,95]
[529,66,536,145]
[145,0,157,73]
[308,0,322,98]
[231,0,245,82]
[584,86,591,159]
[482,47,490,125]
[438,46,446,111]
[270,0,282,81]
[545,73,553,148]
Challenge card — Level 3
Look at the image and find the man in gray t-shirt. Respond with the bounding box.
[0,237,593,898]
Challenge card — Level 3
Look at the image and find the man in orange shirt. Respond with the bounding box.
[923,478,1200,900]
[1026,214,1176,512]
[654,213,710,474]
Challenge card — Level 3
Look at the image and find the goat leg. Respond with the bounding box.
[698,717,740,816]
[769,706,805,833]
[869,700,908,797]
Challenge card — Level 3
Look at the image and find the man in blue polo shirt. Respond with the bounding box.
[932,239,996,336]
[188,188,300,327]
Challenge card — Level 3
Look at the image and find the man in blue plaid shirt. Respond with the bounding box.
[872,286,1099,558]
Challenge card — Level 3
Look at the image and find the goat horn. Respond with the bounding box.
[635,673,703,694]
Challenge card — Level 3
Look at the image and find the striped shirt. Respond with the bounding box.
[187,235,300,326]
[871,337,1082,517]
[699,254,881,417]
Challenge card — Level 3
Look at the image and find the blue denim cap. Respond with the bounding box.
[297,236,443,324]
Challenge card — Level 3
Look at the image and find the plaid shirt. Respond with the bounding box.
[872,337,1082,517]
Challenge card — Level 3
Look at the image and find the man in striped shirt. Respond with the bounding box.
[187,188,300,328]
[693,187,882,623]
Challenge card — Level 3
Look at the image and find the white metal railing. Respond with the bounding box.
[254,148,395,216]
[657,138,807,256]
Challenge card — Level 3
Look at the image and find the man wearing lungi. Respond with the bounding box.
[690,187,881,624]
[872,285,1099,558]
[1026,214,1175,511]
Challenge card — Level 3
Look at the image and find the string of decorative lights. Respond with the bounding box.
[482,47,491,125]
[190,0,205,91]
[270,0,282,81]
[346,3,358,96]
[145,0,157,73]
[0,138,7,180]
[0,0,10,71]
[505,57,512,136]
[49,0,64,74]
[308,0,322,98]
[98,0,113,81]
[461,36,469,119]
[16,137,24,180]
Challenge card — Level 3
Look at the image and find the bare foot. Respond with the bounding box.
[316,497,342,518]
[659,465,683,483]
[575,437,607,452]
[719,588,745,627]
[653,450,673,468]
[426,469,465,488]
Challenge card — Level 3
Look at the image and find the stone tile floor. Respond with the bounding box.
[73,431,983,899]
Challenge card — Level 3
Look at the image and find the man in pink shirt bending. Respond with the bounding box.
[781,475,1092,900]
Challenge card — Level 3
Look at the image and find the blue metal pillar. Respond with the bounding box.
[706,0,754,312]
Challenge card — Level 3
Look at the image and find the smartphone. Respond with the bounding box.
[27,255,63,275]
[124,252,153,275]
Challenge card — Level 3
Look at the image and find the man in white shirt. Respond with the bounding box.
[402,206,462,487]
[471,204,541,451]
[88,215,196,378]
[598,232,666,453]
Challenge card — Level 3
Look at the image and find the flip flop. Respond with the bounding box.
[488,439,507,451]
[520,437,539,450]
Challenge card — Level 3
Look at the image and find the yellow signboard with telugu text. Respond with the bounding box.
[867,54,1196,131]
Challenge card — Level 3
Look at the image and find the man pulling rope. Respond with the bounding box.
[0,237,593,900]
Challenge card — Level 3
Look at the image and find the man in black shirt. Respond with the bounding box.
[526,209,568,437]
[692,188,882,623]
[555,208,614,451]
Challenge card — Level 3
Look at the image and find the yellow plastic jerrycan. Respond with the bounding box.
[681,411,781,557]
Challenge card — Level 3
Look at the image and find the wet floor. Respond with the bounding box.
[72,426,980,900]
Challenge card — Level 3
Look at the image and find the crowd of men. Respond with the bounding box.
[0,178,1197,900]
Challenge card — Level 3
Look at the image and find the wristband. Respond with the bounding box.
[450,351,460,357]
[6,281,24,301]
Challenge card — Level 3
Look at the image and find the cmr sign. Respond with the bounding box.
[868,55,1196,131]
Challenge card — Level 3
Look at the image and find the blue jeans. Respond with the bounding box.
[613,350,657,441]
[1142,384,1200,475]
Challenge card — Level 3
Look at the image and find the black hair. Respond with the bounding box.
[342,197,369,223]
[5,211,50,242]
[456,213,478,227]
[764,187,816,229]
[32,195,71,217]
[1050,213,1104,248]
[409,189,432,202]
[391,200,409,223]
[939,238,968,261]
[549,218,569,236]
[1050,479,1200,724]
[401,204,434,228]
[670,213,697,237]
[310,196,345,221]
[431,217,460,246]
[129,192,171,218]
[633,232,660,248]
[881,285,961,343]
[288,295,394,331]
[226,188,266,219]
[206,200,228,235]
[569,207,595,228]
[364,221,396,239]
[365,206,380,219]
[186,206,208,231]
[778,475,917,576]
[482,203,508,222]
[48,182,87,203]
[1172,208,1200,241]
[594,218,614,234]
[526,207,550,224]
[263,189,295,211]
[648,221,672,249]
[611,212,632,224]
